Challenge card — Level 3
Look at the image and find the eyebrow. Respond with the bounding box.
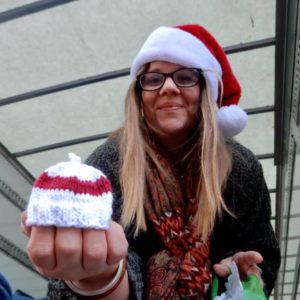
[146,67,181,73]
[146,67,163,72]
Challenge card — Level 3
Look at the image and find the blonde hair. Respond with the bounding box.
[119,75,232,240]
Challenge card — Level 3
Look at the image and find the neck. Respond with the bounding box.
[156,128,199,161]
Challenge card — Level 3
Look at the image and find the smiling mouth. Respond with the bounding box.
[158,104,183,110]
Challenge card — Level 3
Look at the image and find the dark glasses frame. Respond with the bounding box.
[136,67,204,91]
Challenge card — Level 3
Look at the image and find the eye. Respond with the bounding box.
[174,69,199,85]
[142,73,164,87]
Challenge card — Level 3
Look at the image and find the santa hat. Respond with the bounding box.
[26,153,113,229]
[130,24,247,137]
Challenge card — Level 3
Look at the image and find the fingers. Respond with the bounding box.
[55,228,82,271]
[81,221,128,272]
[105,222,128,265]
[247,264,263,278]
[26,220,128,283]
[213,256,232,277]
[20,211,31,237]
[82,229,107,272]
[213,251,264,279]
[213,263,231,277]
[233,251,263,278]
[234,251,263,266]
[27,226,56,270]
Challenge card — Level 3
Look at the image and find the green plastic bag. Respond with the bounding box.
[211,262,267,300]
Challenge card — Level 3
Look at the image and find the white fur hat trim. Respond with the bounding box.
[130,26,222,102]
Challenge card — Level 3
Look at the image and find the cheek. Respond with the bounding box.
[188,91,201,112]
[141,93,156,112]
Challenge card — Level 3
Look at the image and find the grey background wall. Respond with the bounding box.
[1,1,299,299]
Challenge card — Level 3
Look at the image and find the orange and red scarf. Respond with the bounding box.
[144,145,211,299]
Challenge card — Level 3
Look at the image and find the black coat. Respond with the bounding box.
[48,138,280,300]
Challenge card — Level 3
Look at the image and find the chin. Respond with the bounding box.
[160,125,192,137]
[162,120,193,132]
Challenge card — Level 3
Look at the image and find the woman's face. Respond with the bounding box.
[141,61,201,147]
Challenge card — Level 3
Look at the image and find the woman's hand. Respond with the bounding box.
[213,251,263,281]
[21,211,128,284]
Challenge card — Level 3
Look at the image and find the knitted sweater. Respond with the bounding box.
[48,138,280,299]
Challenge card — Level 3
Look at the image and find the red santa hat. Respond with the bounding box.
[130,24,247,137]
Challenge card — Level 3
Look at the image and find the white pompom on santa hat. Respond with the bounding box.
[130,24,247,137]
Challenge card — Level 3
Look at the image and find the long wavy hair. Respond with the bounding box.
[119,69,232,240]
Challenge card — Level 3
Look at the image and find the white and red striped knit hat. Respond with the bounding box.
[130,24,247,137]
[26,153,113,229]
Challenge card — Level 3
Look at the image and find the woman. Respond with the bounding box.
[21,24,280,299]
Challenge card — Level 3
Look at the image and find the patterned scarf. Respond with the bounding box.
[144,144,211,299]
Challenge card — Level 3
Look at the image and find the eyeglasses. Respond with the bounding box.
[136,68,203,91]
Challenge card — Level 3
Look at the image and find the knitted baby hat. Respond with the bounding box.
[130,24,247,137]
[26,153,113,229]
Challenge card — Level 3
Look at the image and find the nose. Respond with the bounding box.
[159,76,180,95]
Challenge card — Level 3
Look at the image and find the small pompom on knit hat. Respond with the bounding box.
[26,153,113,229]
[130,24,247,137]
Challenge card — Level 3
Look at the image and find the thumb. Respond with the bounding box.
[213,263,231,278]
[20,211,31,237]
